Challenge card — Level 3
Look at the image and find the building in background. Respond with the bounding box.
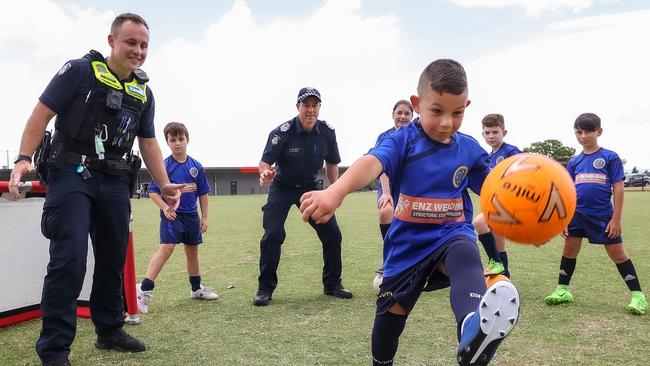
[1,166,349,196]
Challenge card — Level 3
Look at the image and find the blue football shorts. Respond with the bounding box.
[567,211,622,245]
[159,211,203,245]
[375,236,476,315]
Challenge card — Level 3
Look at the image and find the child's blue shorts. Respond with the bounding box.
[567,211,622,244]
[159,211,203,245]
[375,236,476,315]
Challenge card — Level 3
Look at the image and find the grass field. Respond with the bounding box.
[1,191,649,365]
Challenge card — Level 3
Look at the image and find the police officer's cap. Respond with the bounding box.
[297,87,321,103]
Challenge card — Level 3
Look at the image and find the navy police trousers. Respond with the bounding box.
[258,182,343,293]
[36,164,130,362]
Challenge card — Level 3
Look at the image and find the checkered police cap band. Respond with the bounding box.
[297,87,321,103]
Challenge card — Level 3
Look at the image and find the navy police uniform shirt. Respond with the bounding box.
[566,147,625,216]
[488,142,521,168]
[261,117,341,188]
[368,118,491,277]
[150,155,210,213]
[40,58,156,159]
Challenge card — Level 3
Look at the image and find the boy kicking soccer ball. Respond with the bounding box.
[300,59,520,365]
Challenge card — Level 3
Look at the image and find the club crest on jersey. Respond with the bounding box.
[57,62,71,76]
[593,158,606,169]
[496,156,505,164]
[271,135,281,145]
[280,122,291,132]
[452,166,469,188]
[189,167,199,178]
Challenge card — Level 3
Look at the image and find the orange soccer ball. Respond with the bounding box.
[480,153,577,245]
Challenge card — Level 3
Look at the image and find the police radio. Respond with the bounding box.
[34,130,52,185]
[126,151,142,197]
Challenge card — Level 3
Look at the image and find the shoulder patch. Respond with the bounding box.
[323,121,335,131]
[280,122,291,132]
[271,134,281,145]
[57,62,72,76]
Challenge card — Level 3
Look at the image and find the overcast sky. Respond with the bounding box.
[2,0,648,171]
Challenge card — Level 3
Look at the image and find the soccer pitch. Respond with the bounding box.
[1,191,648,365]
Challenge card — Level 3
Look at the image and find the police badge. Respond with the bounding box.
[280,122,290,132]
[57,62,72,76]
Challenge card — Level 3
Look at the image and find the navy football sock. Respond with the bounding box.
[380,224,391,240]
[189,276,201,292]
[444,240,486,336]
[141,278,155,291]
[558,256,576,286]
[616,259,642,292]
[478,232,501,262]
[371,312,407,366]
[499,251,510,277]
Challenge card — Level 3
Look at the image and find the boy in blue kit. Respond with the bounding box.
[300,59,520,365]
[544,113,647,315]
[137,122,218,314]
[473,114,521,278]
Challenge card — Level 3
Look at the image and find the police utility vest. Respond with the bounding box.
[55,50,149,156]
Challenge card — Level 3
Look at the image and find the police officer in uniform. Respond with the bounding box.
[254,87,353,306]
[9,13,182,366]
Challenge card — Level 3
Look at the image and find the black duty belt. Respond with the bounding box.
[49,150,131,176]
[275,180,317,190]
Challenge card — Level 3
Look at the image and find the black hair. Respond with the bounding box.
[574,113,601,131]
[417,59,467,96]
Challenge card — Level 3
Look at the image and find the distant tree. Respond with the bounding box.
[632,166,639,174]
[523,139,575,160]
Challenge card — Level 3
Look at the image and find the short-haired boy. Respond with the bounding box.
[473,113,522,278]
[300,59,520,365]
[136,122,217,314]
[544,113,647,315]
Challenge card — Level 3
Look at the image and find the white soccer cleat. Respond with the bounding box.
[457,280,520,365]
[190,285,219,300]
[136,283,153,314]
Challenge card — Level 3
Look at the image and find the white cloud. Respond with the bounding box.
[2,0,648,172]
[452,0,617,16]
[1,0,410,169]
[148,0,408,167]
[465,9,650,169]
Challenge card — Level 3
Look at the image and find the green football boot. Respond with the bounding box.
[627,291,647,315]
[483,259,506,277]
[544,285,574,305]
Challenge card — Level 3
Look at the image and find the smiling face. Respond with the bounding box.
[107,20,149,79]
[411,88,470,144]
[296,96,321,131]
[392,103,413,129]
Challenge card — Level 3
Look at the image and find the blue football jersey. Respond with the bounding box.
[368,119,491,277]
[566,148,624,216]
[488,142,521,168]
[150,155,211,213]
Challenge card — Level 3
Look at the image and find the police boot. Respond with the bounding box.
[96,328,146,352]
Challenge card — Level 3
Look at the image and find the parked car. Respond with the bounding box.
[624,174,650,187]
